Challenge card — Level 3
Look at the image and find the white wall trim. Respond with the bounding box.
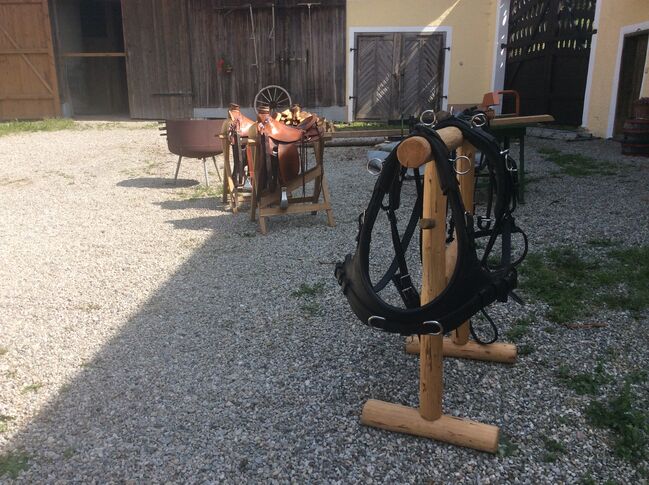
[606,20,649,138]
[346,25,452,121]
[580,0,603,129]
[491,0,509,99]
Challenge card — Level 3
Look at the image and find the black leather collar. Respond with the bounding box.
[335,115,522,335]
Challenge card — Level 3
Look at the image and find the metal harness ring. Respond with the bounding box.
[451,155,472,175]
[471,113,487,128]
[419,110,438,127]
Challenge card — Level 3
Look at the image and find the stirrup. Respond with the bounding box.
[280,187,289,210]
[241,177,253,192]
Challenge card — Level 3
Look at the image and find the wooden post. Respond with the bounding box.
[402,136,517,365]
[360,129,499,453]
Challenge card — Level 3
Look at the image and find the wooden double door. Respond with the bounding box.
[353,32,446,121]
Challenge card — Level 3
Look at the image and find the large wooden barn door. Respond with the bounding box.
[504,0,596,125]
[121,0,192,119]
[0,0,61,120]
[354,32,445,121]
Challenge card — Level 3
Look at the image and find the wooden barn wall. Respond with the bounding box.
[188,0,346,109]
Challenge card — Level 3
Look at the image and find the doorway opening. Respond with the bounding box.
[613,32,648,138]
[52,0,129,117]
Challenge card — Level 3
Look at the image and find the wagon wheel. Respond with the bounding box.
[254,85,292,113]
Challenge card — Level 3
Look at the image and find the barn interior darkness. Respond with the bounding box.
[52,0,129,116]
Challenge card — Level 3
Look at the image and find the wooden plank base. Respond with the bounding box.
[405,336,517,364]
[361,400,499,453]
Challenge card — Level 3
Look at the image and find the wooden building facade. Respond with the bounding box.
[1,0,347,121]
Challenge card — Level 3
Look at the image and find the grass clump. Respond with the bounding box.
[497,434,519,457]
[291,282,325,298]
[537,147,615,177]
[0,118,77,137]
[556,361,610,395]
[21,382,43,394]
[332,121,393,131]
[505,316,533,342]
[0,415,15,433]
[520,246,649,323]
[177,185,223,200]
[586,378,648,464]
[542,436,567,462]
[0,452,29,479]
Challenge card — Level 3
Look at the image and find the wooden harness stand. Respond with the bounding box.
[247,124,335,235]
[360,127,515,453]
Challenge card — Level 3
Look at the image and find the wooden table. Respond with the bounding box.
[489,115,554,203]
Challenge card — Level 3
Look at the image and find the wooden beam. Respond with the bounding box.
[62,52,127,58]
[0,49,49,55]
[490,115,554,127]
[396,127,463,168]
[361,401,499,453]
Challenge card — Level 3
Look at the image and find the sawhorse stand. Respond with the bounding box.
[360,127,514,453]
[248,129,335,235]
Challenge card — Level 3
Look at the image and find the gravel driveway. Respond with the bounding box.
[0,124,647,483]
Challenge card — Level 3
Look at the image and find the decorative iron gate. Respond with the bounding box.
[504,0,596,125]
[354,32,445,121]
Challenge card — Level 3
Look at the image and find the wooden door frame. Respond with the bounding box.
[346,26,451,122]
[606,21,649,138]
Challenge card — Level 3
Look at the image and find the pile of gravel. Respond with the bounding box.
[0,124,647,483]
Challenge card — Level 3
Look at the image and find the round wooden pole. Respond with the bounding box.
[418,155,448,421]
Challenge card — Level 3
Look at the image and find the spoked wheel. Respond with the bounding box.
[254,85,292,113]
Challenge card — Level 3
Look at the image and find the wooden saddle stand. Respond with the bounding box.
[222,104,335,235]
[360,128,517,453]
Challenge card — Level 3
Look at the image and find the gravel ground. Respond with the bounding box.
[0,124,648,483]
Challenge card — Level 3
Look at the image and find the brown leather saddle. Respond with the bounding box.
[255,106,322,204]
[227,103,255,187]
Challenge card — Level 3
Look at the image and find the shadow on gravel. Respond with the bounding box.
[117,177,199,189]
[2,195,405,482]
[157,199,224,211]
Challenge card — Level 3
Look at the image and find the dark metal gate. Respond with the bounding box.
[504,0,596,125]
[354,32,445,121]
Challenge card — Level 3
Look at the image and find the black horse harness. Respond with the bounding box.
[335,113,527,338]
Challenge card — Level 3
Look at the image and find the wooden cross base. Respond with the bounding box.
[250,163,335,235]
[405,335,518,364]
[361,400,499,453]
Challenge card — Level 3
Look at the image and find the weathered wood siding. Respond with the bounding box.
[121,0,193,119]
[189,0,346,109]
[0,0,60,120]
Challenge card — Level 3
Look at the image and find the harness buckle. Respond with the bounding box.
[367,315,386,330]
[421,320,443,335]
